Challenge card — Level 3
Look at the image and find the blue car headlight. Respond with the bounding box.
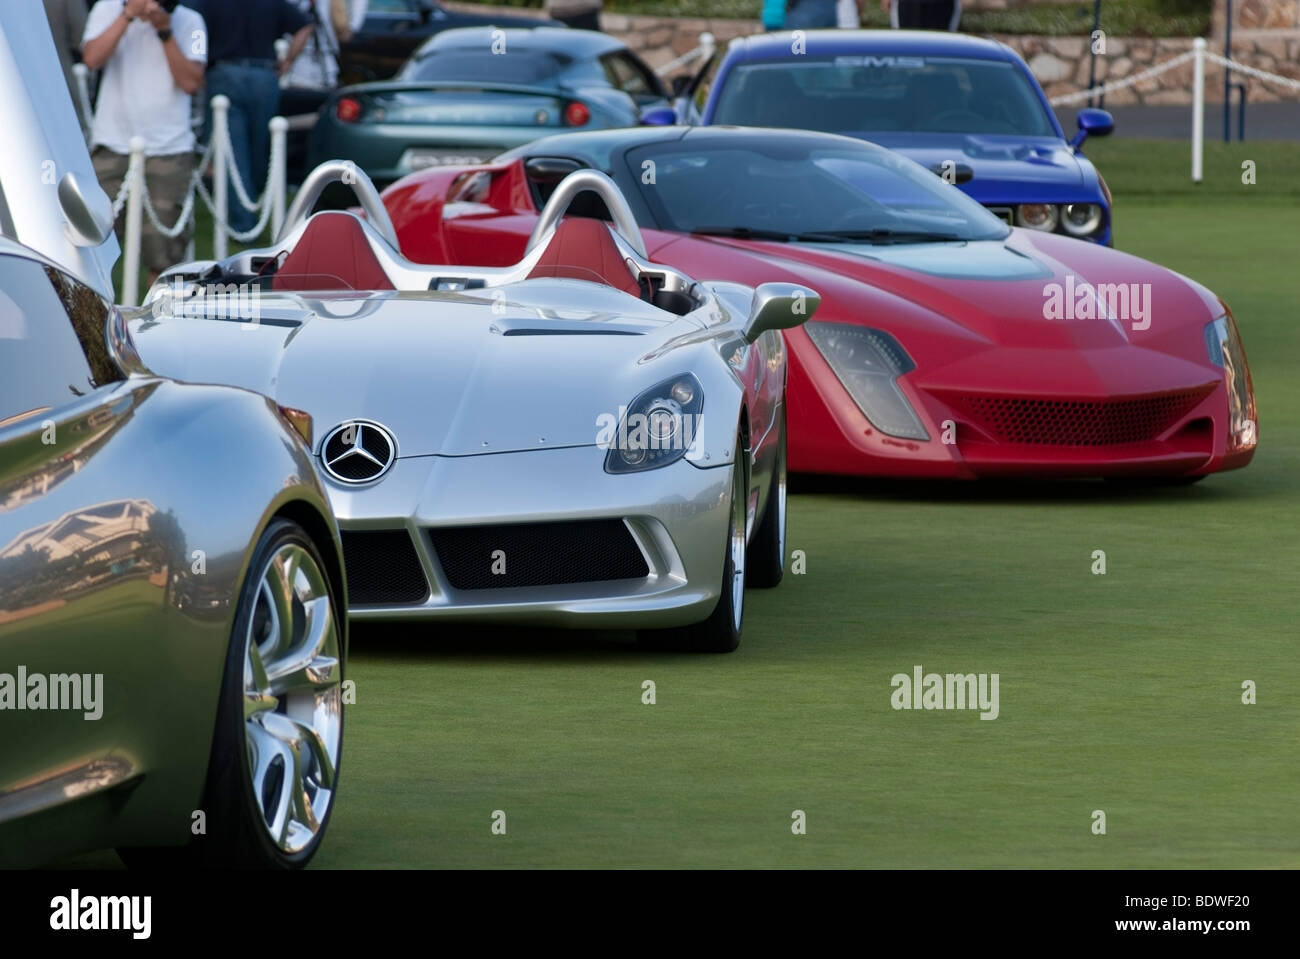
[1014,203,1106,240]
[602,374,704,473]
[805,322,929,441]
[1061,203,1104,237]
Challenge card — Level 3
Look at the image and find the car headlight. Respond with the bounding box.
[804,322,928,441]
[1015,203,1060,232]
[602,374,704,473]
[1061,203,1104,237]
[1204,315,1257,451]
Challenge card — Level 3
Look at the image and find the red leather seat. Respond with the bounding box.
[526,217,642,297]
[272,212,395,292]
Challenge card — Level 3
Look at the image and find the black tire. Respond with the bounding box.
[119,518,344,869]
[1104,475,1207,487]
[638,429,746,653]
[747,407,787,589]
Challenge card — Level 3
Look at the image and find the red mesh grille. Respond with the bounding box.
[959,388,1211,446]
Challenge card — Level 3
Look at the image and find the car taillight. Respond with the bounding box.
[336,96,363,123]
[564,101,590,127]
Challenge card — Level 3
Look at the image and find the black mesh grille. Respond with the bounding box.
[429,520,649,591]
[341,530,429,605]
[957,388,1212,446]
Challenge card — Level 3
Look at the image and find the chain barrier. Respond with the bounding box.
[1048,48,1300,106]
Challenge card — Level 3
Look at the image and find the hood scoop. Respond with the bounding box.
[807,240,1054,281]
[490,318,645,336]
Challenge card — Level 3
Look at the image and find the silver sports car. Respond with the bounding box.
[0,3,346,868]
[132,163,818,651]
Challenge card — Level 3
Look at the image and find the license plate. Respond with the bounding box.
[402,150,491,170]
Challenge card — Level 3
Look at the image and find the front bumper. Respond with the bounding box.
[787,340,1253,480]
[325,444,734,627]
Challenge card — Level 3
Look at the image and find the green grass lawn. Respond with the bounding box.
[297,138,1300,868]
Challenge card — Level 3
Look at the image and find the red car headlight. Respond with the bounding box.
[805,322,929,441]
[1205,313,1257,452]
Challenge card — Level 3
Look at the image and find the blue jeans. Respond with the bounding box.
[785,0,838,29]
[204,61,281,234]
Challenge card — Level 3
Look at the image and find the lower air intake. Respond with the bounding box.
[341,529,429,605]
[429,520,649,591]
[960,388,1212,446]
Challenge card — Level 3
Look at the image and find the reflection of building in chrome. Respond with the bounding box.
[0,400,130,513]
[0,499,165,615]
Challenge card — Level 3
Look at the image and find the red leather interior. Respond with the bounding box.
[273,212,395,292]
[526,217,642,296]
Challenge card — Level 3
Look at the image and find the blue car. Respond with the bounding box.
[697,30,1116,245]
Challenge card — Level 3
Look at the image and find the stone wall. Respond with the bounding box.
[443,1,1300,105]
[1009,34,1300,104]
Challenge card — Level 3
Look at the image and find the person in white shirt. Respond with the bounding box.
[82,0,206,284]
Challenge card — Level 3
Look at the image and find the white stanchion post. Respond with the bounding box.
[122,136,145,307]
[71,63,93,133]
[1192,38,1205,184]
[211,93,231,260]
[269,115,288,240]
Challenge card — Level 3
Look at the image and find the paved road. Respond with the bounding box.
[1054,101,1300,140]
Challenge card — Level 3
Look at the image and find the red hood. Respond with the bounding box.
[647,227,1225,398]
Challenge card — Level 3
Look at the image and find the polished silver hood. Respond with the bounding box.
[129,281,707,458]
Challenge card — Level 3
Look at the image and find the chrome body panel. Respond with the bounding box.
[0,373,343,865]
[134,181,804,626]
[0,4,119,297]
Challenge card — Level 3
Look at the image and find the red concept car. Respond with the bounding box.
[380,127,1257,480]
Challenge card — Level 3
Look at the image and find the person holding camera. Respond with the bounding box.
[82,0,207,285]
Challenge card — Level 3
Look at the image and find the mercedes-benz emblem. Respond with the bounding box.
[320,420,397,484]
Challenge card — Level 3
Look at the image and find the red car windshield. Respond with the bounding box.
[623,141,1010,243]
[713,57,1056,138]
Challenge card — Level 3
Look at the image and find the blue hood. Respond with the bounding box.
[851,132,1093,203]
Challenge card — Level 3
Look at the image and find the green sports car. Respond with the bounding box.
[308,26,678,188]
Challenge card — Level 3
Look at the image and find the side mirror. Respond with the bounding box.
[638,106,677,127]
[523,156,582,185]
[58,171,115,247]
[928,161,974,184]
[744,282,820,344]
[1070,108,1114,148]
[105,306,148,375]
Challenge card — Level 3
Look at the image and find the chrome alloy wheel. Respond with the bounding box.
[242,543,342,855]
[727,453,747,634]
[775,448,787,574]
